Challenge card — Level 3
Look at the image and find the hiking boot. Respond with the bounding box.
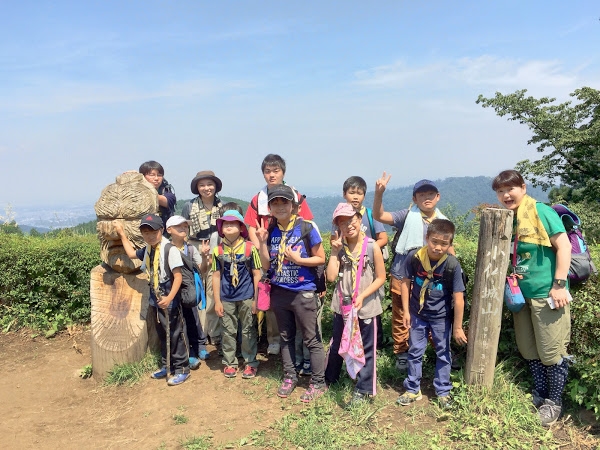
[168,372,190,386]
[437,395,453,409]
[532,389,544,408]
[395,352,408,373]
[223,366,237,378]
[267,343,280,355]
[277,377,297,398]
[151,367,168,379]
[300,383,328,403]
[539,399,561,427]
[299,360,312,376]
[396,390,423,406]
[189,357,201,370]
[198,349,210,360]
[348,391,372,407]
[242,365,257,379]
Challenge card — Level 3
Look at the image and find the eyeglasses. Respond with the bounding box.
[337,216,360,229]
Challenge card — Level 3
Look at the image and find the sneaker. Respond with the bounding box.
[198,349,210,360]
[348,391,372,407]
[300,383,328,403]
[539,399,561,427]
[189,357,201,370]
[395,352,408,372]
[242,365,257,379]
[151,367,168,379]
[532,389,544,409]
[299,360,312,376]
[277,377,297,398]
[437,395,453,409]
[167,372,190,386]
[396,390,423,406]
[267,343,281,355]
[223,366,237,378]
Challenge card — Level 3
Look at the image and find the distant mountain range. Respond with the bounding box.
[12,176,548,233]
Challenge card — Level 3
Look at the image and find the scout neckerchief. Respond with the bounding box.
[145,243,161,295]
[516,194,551,247]
[342,231,367,295]
[275,214,298,273]
[414,246,448,313]
[222,236,245,287]
[189,196,223,237]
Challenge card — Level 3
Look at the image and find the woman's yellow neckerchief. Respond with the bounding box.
[222,236,245,287]
[414,246,448,313]
[516,195,551,247]
[276,214,297,273]
[343,231,367,294]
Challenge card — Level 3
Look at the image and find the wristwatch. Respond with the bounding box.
[553,279,567,288]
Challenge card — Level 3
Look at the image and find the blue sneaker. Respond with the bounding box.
[199,349,210,360]
[189,357,201,370]
[151,367,168,379]
[168,372,190,386]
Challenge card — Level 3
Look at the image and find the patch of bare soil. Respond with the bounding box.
[0,328,598,450]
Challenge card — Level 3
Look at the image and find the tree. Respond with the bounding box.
[477,87,600,202]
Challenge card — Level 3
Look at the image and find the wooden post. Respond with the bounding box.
[465,208,513,386]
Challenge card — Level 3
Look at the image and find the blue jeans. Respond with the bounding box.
[403,314,452,397]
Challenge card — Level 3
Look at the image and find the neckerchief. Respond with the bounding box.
[222,236,245,287]
[516,195,551,247]
[414,246,448,313]
[189,196,222,236]
[144,243,161,294]
[275,214,298,273]
[343,232,367,295]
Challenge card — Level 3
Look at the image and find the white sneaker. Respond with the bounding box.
[267,343,280,355]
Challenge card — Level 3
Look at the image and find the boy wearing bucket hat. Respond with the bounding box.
[212,210,262,378]
[182,170,224,350]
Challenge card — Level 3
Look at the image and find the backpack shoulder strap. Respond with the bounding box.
[244,241,254,258]
[163,243,174,278]
[366,207,376,238]
[442,255,459,292]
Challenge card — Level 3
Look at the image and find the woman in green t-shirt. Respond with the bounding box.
[492,169,571,427]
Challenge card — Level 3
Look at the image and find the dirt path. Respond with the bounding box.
[1,328,598,450]
[0,328,298,449]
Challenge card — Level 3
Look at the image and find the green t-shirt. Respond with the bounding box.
[513,203,566,299]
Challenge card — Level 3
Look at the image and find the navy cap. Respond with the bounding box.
[139,213,163,230]
[413,179,439,195]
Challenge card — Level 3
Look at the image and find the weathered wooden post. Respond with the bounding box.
[465,208,513,386]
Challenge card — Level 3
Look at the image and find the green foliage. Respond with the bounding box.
[180,435,214,450]
[104,351,161,386]
[0,233,100,332]
[477,87,600,200]
[79,364,93,379]
[0,220,23,235]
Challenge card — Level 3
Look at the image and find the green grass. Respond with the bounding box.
[180,435,213,450]
[104,351,161,386]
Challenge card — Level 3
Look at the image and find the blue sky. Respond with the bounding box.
[1,1,598,208]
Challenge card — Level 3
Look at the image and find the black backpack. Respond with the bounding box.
[409,252,468,294]
[164,243,205,308]
[267,219,326,294]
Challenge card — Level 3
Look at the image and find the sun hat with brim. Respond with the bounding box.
[216,210,249,239]
[190,170,223,195]
[139,213,163,230]
[332,202,360,224]
[267,184,295,203]
[166,215,192,229]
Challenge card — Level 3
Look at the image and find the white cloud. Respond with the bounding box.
[354,55,583,93]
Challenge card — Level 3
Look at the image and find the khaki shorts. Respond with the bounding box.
[513,297,571,365]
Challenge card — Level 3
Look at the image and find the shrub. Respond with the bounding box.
[0,233,100,332]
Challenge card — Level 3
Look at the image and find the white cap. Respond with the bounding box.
[166,215,192,228]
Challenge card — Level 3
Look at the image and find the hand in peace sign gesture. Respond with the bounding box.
[330,230,344,254]
[255,218,269,244]
[375,171,392,194]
